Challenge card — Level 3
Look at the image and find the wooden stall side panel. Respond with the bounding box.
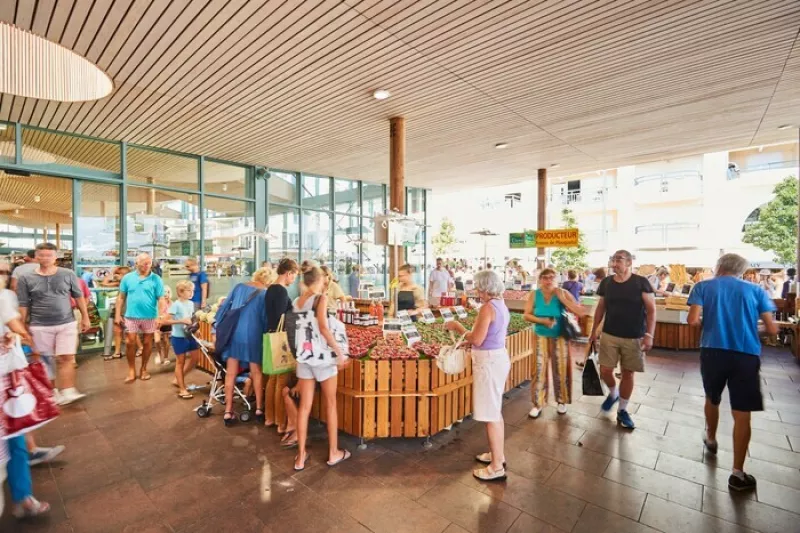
[362,361,377,439]
[197,322,215,374]
[351,363,363,437]
[404,361,417,437]
[417,360,430,437]
[376,361,391,438]
[390,360,404,437]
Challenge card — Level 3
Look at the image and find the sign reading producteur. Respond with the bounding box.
[509,229,580,248]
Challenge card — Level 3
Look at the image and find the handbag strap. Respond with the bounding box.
[276,313,285,332]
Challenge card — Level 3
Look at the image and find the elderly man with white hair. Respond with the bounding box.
[687,253,777,492]
[445,269,510,482]
[114,253,164,383]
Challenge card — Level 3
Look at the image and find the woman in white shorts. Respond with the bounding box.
[446,270,511,481]
[293,265,350,472]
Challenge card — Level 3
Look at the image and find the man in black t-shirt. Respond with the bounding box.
[589,250,656,430]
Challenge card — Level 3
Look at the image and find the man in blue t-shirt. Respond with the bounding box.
[687,253,777,493]
[185,258,208,309]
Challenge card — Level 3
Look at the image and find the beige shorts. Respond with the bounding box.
[598,333,645,372]
[30,322,79,357]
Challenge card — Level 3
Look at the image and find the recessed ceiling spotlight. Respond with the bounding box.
[373,89,391,100]
[777,124,794,130]
[34,195,40,202]
[550,163,560,169]
[495,143,508,150]
[222,183,228,192]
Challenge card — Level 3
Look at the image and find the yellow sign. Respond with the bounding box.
[536,229,579,248]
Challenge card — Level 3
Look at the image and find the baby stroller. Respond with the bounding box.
[185,320,253,422]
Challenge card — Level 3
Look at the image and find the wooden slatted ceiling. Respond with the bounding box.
[1,0,798,190]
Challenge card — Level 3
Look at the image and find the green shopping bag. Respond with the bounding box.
[262,315,295,375]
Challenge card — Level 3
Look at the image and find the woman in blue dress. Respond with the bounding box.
[216,268,272,426]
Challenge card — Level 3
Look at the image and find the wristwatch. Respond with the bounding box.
[644,333,654,339]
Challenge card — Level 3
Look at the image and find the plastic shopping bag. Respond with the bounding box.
[1,352,59,439]
[581,342,607,396]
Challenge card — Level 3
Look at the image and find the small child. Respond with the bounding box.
[154,286,173,366]
[165,281,200,399]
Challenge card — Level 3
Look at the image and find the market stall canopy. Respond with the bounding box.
[1,1,798,189]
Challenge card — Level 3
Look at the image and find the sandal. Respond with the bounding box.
[223,412,235,427]
[281,430,297,448]
[255,410,266,425]
[475,452,507,468]
[473,465,507,482]
[140,372,152,381]
[178,391,193,400]
[104,353,122,361]
[294,451,310,471]
[575,361,585,368]
[326,449,351,467]
[12,497,50,519]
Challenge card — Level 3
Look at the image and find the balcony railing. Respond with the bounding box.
[634,222,701,250]
[727,160,799,180]
[633,171,702,204]
[548,189,605,205]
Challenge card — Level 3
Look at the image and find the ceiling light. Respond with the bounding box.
[373,89,391,100]
[0,124,7,131]
[14,209,19,214]
[34,195,40,202]
[495,143,508,150]
[550,163,560,169]
[0,22,113,102]
[222,183,228,192]
[777,124,794,130]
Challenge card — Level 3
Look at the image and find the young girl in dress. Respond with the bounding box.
[154,286,172,366]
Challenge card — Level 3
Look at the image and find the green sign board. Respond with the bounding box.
[509,231,536,249]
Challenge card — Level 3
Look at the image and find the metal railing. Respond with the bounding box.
[634,170,702,186]
[548,189,604,205]
[727,160,799,180]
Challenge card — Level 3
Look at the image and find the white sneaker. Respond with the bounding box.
[58,388,87,406]
[557,403,567,415]
[154,355,163,365]
[528,407,541,419]
[53,389,63,404]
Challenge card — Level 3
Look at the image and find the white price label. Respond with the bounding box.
[402,324,421,346]
[419,308,436,324]
[396,310,413,325]
[453,306,468,319]
[382,320,403,337]
[440,309,455,323]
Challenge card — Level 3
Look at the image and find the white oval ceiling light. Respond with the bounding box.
[0,22,113,102]
[373,89,391,100]
[495,143,508,149]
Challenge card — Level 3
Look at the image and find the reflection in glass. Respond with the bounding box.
[361,217,386,291]
[127,146,199,189]
[21,127,120,177]
[269,171,298,205]
[302,210,332,266]
[334,179,359,215]
[204,160,253,198]
[407,188,426,286]
[204,197,255,301]
[76,182,120,269]
[0,172,73,257]
[334,214,361,296]
[362,182,384,217]
[302,174,330,210]
[0,122,14,164]
[127,186,201,299]
[268,204,300,262]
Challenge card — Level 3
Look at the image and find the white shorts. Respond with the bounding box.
[471,348,511,422]
[296,362,338,383]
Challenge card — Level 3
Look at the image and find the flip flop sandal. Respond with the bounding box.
[475,452,507,468]
[575,361,585,368]
[294,452,310,471]
[104,353,122,361]
[473,466,507,482]
[12,497,50,518]
[140,373,152,381]
[178,392,193,399]
[124,376,136,384]
[326,449,351,467]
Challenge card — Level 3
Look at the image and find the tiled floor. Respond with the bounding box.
[4,346,800,533]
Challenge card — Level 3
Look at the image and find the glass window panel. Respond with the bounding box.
[127,186,201,298]
[0,122,14,164]
[362,182,384,217]
[204,160,254,199]
[268,204,300,298]
[204,197,256,302]
[302,210,332,266]
[0,172,73,259]
[334,214,363,297]
[127,146,199,190]
[361,217,386,292]
[21,127,120,177]
[406,188,426,286]
[302,174,330,210]
[334,179,359,215]
[269,171,298,205]
[75,182,120,269]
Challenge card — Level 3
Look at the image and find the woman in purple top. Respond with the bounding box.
[561,270,583,300]
[446,270,510,482]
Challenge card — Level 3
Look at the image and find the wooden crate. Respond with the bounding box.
[654,322,701,350]
[196,322,216,374]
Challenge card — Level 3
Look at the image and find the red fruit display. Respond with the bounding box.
[345,325,383,358]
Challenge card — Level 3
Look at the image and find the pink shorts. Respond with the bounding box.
[30,322,79,357]
[124,318,158,334]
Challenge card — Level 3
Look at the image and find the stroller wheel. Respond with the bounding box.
[197,406,211,418]
[239,411,252,423]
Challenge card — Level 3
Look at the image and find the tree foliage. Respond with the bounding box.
[550,208,589,271]
[432,217,457,257]
[742,175,798,265]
